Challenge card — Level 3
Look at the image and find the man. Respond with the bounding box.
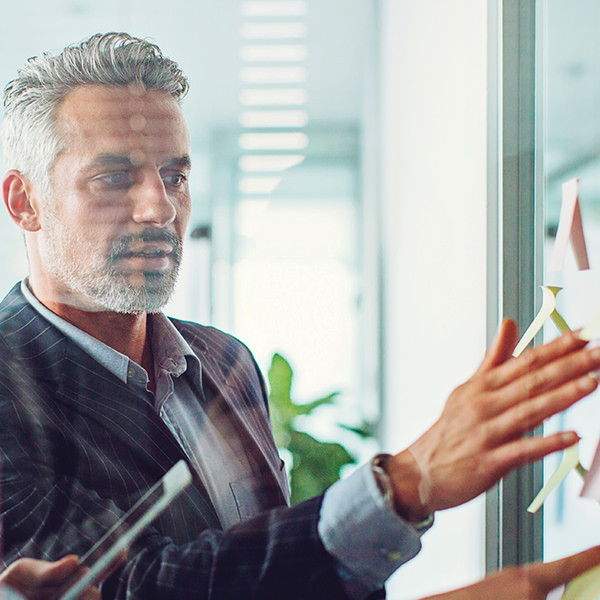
[0,32,599,599]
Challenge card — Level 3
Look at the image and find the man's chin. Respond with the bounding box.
[100,285,175,314]
[46,265,179,313]
[65,282,175,314]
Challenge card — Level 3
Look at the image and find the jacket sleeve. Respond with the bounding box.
[0,390,353,600]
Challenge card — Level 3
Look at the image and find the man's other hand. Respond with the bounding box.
[0,556,99,600]
[386,319,600,520]
[422,545,600,600]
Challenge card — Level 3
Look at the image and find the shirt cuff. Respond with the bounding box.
[318,460,432,598]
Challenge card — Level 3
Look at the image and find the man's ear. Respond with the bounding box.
[2,170,42,232]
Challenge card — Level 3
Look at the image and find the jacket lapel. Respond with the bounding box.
[0,285,221,528]
[177,323,288,505]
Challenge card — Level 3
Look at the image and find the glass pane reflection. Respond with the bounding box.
[542,0,600,561]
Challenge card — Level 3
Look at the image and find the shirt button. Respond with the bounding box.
[382,550,403,562]
[127,365,136,378]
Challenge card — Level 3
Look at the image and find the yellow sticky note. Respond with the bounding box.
[579,303,600,341]
[562,563,600,600]
[528,443,580,513]
[513,286,570,357]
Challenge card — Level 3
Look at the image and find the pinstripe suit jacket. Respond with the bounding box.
[0,284,350,599]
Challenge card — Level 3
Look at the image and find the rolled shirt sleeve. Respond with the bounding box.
[318,460,433,599]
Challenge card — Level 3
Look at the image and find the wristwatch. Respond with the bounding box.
[371,453,434,533]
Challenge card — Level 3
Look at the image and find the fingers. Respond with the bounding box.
[0,556,77,588]
[484,330,590,391]
[478,344,600,422]
[476,319,519,373]
[418,546,600,600]
[0,556,84,600]
[529,545,600,591]
[486,431,580,479]
[79,586,102,600]
[486,375,597,440]
[496,353,599,414]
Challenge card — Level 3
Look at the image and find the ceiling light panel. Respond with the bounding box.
[238,177,282,194]
[241,45,308,62]
[239,155,305,172]
[241,1,307,17]
[241,89,307,106]
[239,110,308,128]
[239,133,309,150]
[240,67,308,84]
[241,23,307,39]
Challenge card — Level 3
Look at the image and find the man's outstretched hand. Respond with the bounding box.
[386,319,600,521]
[422,545,600,600]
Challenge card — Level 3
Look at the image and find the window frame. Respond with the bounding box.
[485,0,545,571]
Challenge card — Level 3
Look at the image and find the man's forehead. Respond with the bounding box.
[55,84,190,157]
[59,84,180,117]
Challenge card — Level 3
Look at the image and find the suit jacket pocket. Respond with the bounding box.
[230,475,272,520]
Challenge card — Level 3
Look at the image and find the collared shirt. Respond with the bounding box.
[20,280,257,530]
[21,280,430,598]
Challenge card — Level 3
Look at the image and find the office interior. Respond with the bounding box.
[0,1,599,598]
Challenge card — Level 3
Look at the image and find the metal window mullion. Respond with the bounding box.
[486,0,542,572]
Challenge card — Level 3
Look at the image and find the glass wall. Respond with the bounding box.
[493,0,600,570]
[0,2,491,598]
[541,0,600,562]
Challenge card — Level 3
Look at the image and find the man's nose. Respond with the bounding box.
[130,172,177,227]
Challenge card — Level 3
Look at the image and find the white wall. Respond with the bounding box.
[379,1,488,598]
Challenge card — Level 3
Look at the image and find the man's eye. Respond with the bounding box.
[162,172,187,187]
[97,172,132,187]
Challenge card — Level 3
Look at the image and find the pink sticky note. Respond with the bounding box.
[549,178,590,271]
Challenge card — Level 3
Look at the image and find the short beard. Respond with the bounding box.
[40,221,183,314]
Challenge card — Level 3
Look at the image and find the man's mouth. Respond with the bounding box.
[109,230,182,275]
[120,242,174,259]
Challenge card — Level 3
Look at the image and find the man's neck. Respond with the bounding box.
[47,300,149,366]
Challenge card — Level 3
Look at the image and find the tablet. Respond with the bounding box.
[59,460,192,600]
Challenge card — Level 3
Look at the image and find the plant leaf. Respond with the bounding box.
[288,430,355,504]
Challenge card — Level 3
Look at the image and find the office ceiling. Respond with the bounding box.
[0,0,374,147]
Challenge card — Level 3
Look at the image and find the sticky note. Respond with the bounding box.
[561,563,600,600]
[549,178,590,272]
[579,304,600,342]
[527,443,581,513]
[513,286,570,357]
[581,437,600,501]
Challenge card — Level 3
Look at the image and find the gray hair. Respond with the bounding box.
[1,32,189,193]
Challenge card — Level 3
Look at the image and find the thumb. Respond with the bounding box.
[38,555,81,586]
[476,319,519,374]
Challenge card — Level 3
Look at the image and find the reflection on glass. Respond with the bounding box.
[542,0,600,561]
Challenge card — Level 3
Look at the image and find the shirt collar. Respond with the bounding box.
[20,279,200,384]
[148,312,200,380]
[21,279,130,382]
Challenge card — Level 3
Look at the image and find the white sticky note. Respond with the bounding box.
[561,563,600,600]
[549,586,566,600]
[549,178,590,272]
[513,286,569,357]
[528,443,580,513]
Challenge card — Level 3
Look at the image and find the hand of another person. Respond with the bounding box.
[0,556,99,600]
[385,319,600,520]
[422,545,600,600]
